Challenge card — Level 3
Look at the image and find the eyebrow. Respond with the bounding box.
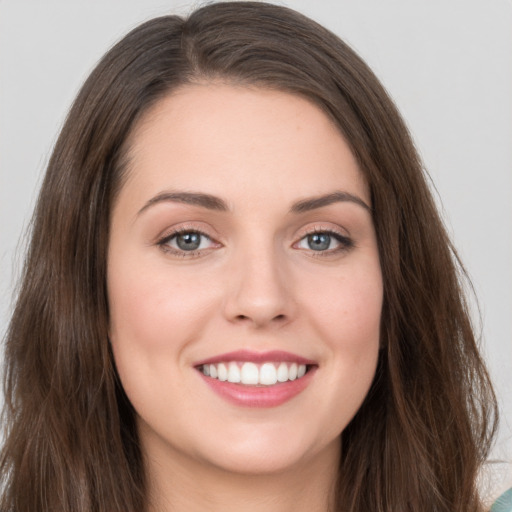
[137,189,371,216]
[137,191,229,216]
[290,191,371,213]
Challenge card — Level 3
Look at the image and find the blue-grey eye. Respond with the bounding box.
[296,231,349,252]
[306,233,331,251]
[163,231,213,252]
[176,232,202,250]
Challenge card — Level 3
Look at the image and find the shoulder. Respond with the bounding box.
[491,488,512,512]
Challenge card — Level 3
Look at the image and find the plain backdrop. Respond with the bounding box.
[1,0,511,498]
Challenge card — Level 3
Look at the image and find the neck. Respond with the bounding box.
[144,436,340,512]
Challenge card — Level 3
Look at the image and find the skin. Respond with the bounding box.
[108,84,383,512]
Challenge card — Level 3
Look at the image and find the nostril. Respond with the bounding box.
[234,313,287,324]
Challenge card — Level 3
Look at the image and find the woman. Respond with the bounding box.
[0,2,502,511]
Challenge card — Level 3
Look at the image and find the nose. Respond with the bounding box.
[223,242,295,329]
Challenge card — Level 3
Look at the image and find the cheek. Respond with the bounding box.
[107,260,223,420]
[298,261,382,421]
[302,261,383,348]
[107,256,220,360]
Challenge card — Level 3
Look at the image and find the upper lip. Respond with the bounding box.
[194,349,317,367]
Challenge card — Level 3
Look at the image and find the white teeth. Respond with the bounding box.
[227,362,241,383]
[201,361,310,386]
[259,363,277,385]
[217,363,228,381]
[240,362,259,385]
[277,362,288,382]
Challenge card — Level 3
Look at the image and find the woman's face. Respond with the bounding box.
[108,84,382,476]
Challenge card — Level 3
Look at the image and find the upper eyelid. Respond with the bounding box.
[154,222,353,247]
[156,223,220,244]
[161,227,211,239]
[301,226,345,235]
[158,225,348,240]
[158,230,218,250]
[296,223,351,239]
[296,229,353,245]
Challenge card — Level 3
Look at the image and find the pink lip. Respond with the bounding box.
[194,349,316,367]
[198,368,317,408]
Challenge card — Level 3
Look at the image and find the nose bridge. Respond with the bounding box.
[224,232,293,327]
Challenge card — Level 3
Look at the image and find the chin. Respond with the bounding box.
[193,423,342,477]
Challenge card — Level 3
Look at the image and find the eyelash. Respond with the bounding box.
[157,227,217,258]
[156,227,354,258]
[296,227,354,257]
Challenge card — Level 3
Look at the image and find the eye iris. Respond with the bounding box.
[308,233,331,251]
[176,232,201,251]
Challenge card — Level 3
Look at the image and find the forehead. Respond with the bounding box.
[120,83,369,210]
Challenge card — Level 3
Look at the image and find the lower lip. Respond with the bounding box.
[198,367,317,408]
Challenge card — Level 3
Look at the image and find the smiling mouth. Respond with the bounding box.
[195,351,318,407]
[197,361,313,386]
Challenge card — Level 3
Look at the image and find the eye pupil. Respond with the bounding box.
[176,232,201,251]
[308,233,331,251]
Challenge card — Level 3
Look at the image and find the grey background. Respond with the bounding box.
[1,0,511,499]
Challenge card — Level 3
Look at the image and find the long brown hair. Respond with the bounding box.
[1,2,497,511]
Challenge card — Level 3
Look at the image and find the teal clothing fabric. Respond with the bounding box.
[492,488,512,512]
